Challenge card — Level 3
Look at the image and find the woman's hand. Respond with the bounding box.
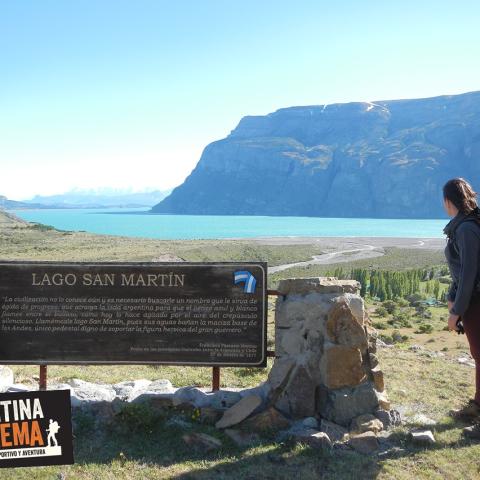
[447,301,459,331]
[448,313,460,331]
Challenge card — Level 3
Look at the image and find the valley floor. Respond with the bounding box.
[2,210,477,479]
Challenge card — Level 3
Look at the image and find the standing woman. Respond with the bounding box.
[443,178,480,432]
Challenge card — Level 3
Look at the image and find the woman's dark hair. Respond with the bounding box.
[443,177,478,214]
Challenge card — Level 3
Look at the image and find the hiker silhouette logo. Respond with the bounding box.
[0,390,73,468]
[46,419,60,447]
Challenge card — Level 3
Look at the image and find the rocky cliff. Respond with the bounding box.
[152,91,480,218]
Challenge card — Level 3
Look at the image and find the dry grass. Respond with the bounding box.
[3,346,480,480]
[2,210,480,479]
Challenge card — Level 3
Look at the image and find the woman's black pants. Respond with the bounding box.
[462,294,480,404]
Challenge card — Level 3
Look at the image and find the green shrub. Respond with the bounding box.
[388,312,412,328]
[235,367,259,377]
[31,222,56,231]
[415,304,428,315]
[379,330,408,345]
[415,323,434,334]
[383,300,397,314]
[379,333,393,344]
[407,293,424,306]
[72,410,96,437]
[375,306,388,317]
[373,321,387,330]
[115,402,164,434]
[392,330,409,343]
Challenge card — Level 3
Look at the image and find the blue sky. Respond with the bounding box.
[1,0,479,199]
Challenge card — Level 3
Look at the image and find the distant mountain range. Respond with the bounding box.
[0,196,46,210]
[152,91,480,218]
[3,189,171,209]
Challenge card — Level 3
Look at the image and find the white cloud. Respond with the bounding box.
[0,142,203,201]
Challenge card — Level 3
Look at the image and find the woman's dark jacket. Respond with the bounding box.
[444,209,480,316]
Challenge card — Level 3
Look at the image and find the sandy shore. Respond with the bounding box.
[258,236,445,273]
[251,236,445,249]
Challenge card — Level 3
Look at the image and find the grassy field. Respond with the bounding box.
[270,247,447,285]
[0,211,326,272]
[3,345,480,480]
[1,210,479,479]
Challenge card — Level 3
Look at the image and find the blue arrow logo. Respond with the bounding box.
[234,271,257,294]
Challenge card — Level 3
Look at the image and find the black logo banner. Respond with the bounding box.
[0,390,74,468]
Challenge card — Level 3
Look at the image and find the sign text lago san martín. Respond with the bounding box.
[0,262,267,366]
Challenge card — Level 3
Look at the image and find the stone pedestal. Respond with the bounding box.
[266,277,388,427]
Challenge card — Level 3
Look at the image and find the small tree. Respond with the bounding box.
[407,293,424,306]
[383,300,397,314]
[415,303,428,316]
[375,306,388,317]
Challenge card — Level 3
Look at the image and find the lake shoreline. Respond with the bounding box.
[8,208,449,241]
[3,208,446,250]
[1,208,447,284]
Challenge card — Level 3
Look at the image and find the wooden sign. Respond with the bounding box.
[0,262,267,367]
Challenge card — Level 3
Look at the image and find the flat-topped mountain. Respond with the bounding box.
[152,91,480,218]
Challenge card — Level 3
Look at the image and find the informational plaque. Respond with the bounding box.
[0,262,267,366]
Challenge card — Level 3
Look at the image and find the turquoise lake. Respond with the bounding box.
[8,208,449,240]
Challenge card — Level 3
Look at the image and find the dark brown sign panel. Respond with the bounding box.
[0,262,267,366]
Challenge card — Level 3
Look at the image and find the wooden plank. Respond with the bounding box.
[39,365,47,390]
[267,289,283,296]
[212,366,220,391]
